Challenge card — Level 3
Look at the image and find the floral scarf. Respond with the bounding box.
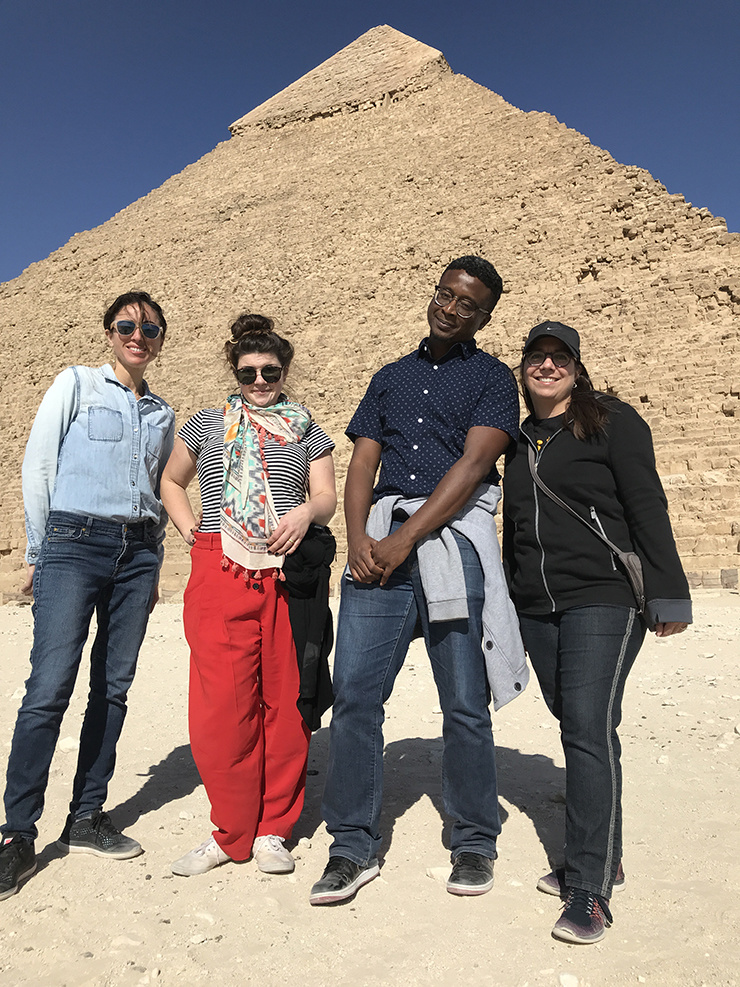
[222,393,311,572]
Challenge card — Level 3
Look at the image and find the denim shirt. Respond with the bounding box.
[22,364,175,564]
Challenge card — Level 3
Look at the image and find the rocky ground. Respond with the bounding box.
[0,590,738,987]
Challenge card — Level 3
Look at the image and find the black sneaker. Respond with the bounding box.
[0,835,37,901]
[446,852,495,896]
[538,862,626,898]
[552,887,613,944]
[309,856,379,905]
[57,810,143,859]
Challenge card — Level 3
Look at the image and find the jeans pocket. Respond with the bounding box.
[45,522,87,542]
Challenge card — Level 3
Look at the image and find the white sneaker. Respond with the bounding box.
[252,835,295,874]
[171,836,230,876]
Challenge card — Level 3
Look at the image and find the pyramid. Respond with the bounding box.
[0,25,738,597]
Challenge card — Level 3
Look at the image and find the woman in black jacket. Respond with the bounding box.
[503,321,691,945]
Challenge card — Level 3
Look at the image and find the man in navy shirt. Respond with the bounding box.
[310,256,522,905]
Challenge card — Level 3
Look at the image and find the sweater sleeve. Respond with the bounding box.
[605,402,692,626]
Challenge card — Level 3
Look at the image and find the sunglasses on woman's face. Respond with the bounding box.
[236,365,284,384]
[112,320,163,339]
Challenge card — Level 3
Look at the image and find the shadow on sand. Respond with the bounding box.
[108,732,564,867]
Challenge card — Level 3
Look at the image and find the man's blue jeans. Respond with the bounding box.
[519,605,645,898]
[322,529,500,865]
[3,512,159,841]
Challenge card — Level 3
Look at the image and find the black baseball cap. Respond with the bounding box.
[523,321,581,360]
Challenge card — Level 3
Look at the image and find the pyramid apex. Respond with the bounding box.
[230,25,450,133]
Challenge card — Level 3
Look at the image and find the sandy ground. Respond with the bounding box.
[0,590,738,987]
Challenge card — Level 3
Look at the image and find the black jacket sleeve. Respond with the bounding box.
[605,403,692,626]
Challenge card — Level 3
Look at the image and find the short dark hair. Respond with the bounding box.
[224,313,294,375]
[104,290,167,338]
[443,255,503,311]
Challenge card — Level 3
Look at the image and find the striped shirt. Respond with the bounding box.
[179,407,334,533]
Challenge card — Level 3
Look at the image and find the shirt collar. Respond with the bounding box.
[417,337,478,363]
[100,363,153,400]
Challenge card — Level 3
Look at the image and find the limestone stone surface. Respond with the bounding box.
[1,24,737,595]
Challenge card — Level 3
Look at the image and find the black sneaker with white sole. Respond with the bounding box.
[309,856,379,905]
[0,835,37,901]
[552,887,613,944]
[446,852,494,896]
[57,810,143,859]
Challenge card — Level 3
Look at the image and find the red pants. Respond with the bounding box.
[183,533,311,860]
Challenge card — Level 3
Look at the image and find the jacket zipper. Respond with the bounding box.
[590,506,617,570]
[526,430,563,613]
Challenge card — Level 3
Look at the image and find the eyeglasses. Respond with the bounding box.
[432,286,491,319]
[236,365,284,384]
[112,320,163,339]
[524,350,574,368]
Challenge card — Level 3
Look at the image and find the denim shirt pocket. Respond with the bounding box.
[88,406,124,442]
[144,421,167,476]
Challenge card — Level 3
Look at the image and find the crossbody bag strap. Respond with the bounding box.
[526,443,630,565]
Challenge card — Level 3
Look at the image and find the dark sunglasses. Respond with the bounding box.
[236,365,284,384]
[112,320,163,339]
[524,350,573,368]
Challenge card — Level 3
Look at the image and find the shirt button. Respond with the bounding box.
[413,444,418,450]
[423,389,429,394]
[418,418,423,423]
[410,474,416,480]
[433,365,438,370]
[133,505,139,512]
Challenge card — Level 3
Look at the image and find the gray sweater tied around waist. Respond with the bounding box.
[365,483,528,711]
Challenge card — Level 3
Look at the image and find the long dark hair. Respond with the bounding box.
[518,360,617,440]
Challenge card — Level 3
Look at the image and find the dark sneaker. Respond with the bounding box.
[538,862,625,897]
[309,856,379,905]
[446,852,494,896]
[552,887,613,944]
[57,810,143,859]
[0,835,37,901]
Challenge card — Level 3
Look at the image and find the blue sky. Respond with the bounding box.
[1,0,737,284]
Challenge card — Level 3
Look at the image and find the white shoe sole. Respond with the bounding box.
[309,860,380,905]
[56,840,143,860]
[254,854,295,874]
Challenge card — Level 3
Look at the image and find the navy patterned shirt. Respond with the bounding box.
[347,337,519,500]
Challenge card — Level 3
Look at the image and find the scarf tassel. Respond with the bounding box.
[220,555,285,585]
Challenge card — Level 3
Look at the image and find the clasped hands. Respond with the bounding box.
[348,530,414,586]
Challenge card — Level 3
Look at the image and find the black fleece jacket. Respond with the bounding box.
[502,398,691,629]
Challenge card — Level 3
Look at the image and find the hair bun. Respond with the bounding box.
[230,313,274,341]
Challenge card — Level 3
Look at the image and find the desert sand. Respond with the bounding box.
[1,589,738,987]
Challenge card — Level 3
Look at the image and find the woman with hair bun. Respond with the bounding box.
[162,313,336,878]
[503,321,691,945]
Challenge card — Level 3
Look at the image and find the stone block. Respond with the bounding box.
[720,568,739,589]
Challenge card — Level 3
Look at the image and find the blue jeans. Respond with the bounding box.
[322,529,500,865]
[3,512,159,840]
[519,606,645,898]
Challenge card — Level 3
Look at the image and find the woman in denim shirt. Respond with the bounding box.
[0,290,174,902]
